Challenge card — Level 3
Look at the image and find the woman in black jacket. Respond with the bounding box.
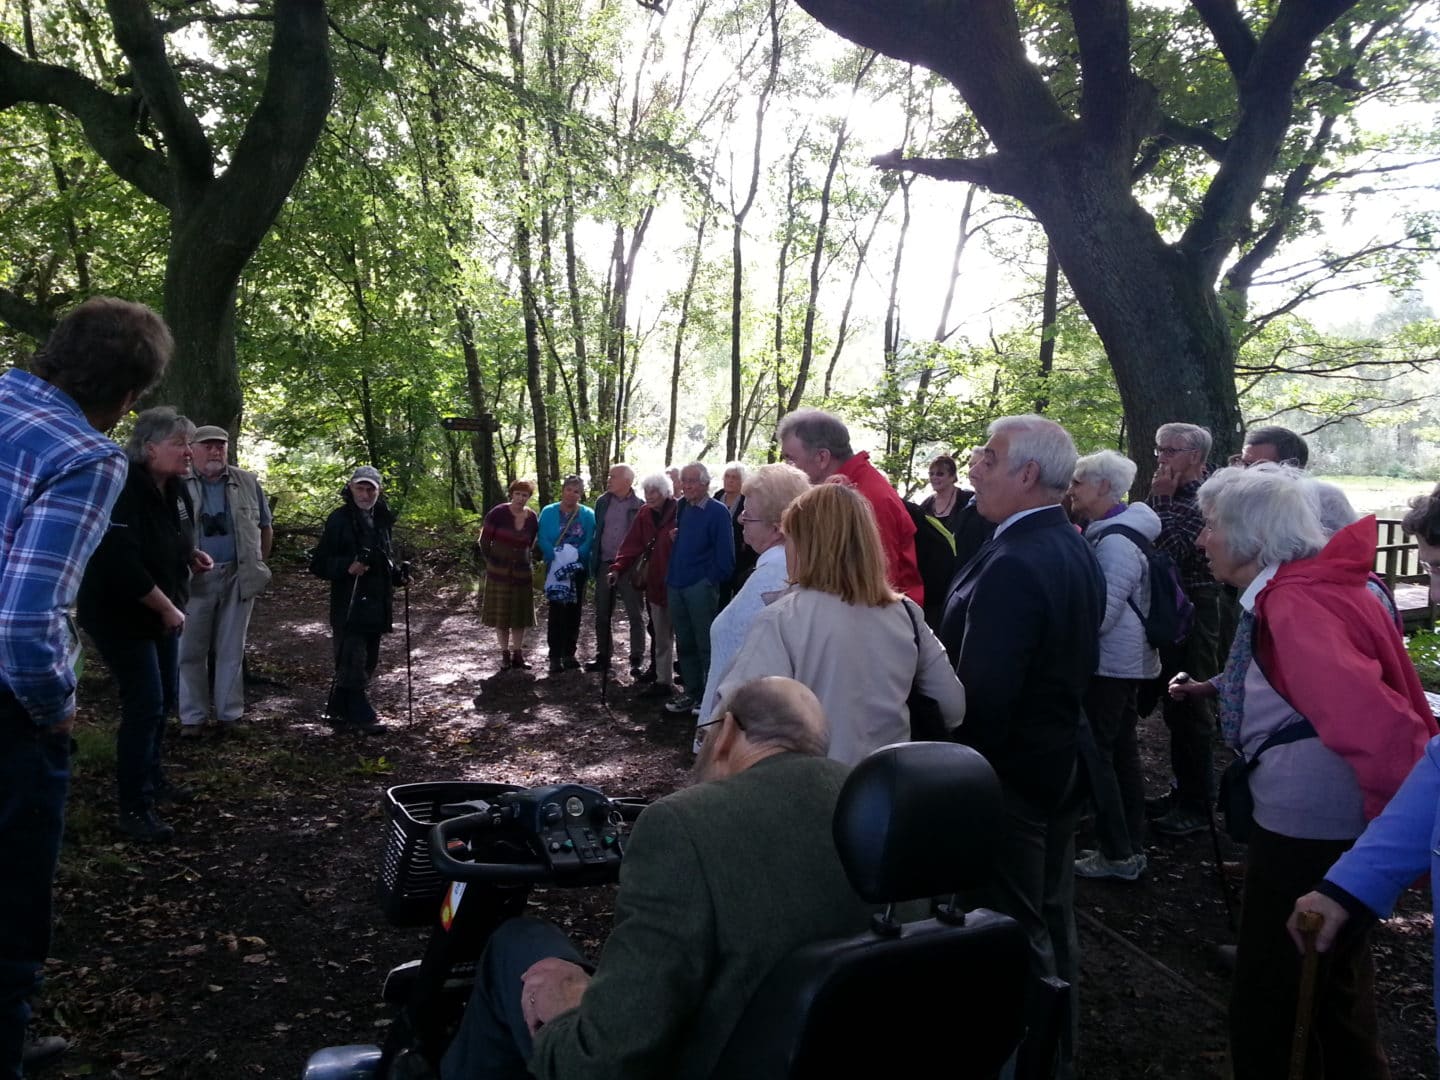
[309,466,398,733]
[79,406,211,842]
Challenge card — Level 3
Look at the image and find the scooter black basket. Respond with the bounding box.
[378,781,520,927]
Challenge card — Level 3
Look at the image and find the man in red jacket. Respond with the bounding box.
[778,409,923,605]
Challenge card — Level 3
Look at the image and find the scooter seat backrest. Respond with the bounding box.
[832,740,1004,904]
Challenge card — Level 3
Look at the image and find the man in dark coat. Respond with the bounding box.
[939,414,1104,1080]
[310,466,397,734]
[438,676,874,1080]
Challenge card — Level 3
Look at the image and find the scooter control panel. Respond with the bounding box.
[501,784,625,877]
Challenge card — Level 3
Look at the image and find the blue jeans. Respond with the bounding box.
[439,917,586,1080]
[667,581,718,697]
[89,631,179,812]
[0,691,70,1080]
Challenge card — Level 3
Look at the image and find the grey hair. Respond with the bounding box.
[989,414,1078,493]
[740,463,810,524]
[1197,463,1326,568]
[722,460,748,482]
[776,408,854,462]
[124,406,195,466]
[1155,422,1213,460]
[1312,482,1358,536]
[1244,425,1309,468]
[640,472,673,498]
[1073,449,1137,498]
[716,678,829,757]
[681,461,710,486]
[610,462,636,484]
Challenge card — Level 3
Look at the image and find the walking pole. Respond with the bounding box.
[324,573,362,720]
[402,571,414,728]
[1288,910,1325,1080]
[1204,798,1238,932]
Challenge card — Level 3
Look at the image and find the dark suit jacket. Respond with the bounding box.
[939,504,1105,810]
[530,752,874,1080]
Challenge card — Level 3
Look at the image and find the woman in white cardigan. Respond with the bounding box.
[696,463,812,743]
[714,480,965,765]
[1067,449,1162,881]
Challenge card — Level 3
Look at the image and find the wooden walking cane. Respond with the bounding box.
[1288,910,1325,1080]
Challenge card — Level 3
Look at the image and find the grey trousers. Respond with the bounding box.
[178,562,255,726]
[970,777,1081,1080]
[592,572,645,666]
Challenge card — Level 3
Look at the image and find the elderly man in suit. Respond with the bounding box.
[939,414,1104,1080]
[438,676,873,1080]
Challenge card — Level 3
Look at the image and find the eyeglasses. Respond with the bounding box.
[1154,446,1196,458]
[200,511,229,537]
[694,709,747,745]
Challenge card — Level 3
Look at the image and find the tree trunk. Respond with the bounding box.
[1035,242,1059,415]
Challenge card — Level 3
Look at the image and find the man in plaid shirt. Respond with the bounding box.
[0,298,171,1078]
[1146,422,1224,837]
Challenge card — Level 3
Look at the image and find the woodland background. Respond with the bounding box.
[1,0,1438,523]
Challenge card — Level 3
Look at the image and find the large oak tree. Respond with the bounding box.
[0,0,332,429]
[792,0,1420,465]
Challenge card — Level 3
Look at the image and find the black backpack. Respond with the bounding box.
[903,500,958,629]
[1096,523,1195,648]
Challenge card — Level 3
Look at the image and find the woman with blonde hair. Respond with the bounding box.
[714,480,965,763]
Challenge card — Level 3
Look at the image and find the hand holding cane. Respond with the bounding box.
[1288,909,1325,1080]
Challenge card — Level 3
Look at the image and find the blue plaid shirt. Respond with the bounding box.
[0,368,127,726]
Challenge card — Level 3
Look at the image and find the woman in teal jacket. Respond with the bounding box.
[536,475,595,672]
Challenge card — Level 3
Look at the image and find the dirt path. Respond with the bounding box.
[39,544,1436,1079]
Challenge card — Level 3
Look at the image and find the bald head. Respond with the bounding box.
[695,677,829,781]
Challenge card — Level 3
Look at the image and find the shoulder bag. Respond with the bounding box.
[1216,719,1317,842]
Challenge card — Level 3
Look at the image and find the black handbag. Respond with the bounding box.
[901,598,948,742]
[1217,719,1317,843]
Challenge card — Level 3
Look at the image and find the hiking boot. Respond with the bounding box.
[635,665,657,683]
[584,658,611,673]
[548,657,565,673]
[1074,850,1145,881]
[1144,792,1174,819]
[22,1033,69,1066]
[663,694,696,714]
[1152,805,1209,837]
[629,662,645,679]
[154,781,196,805]
[511,652,532,670]
[116,809,175,842]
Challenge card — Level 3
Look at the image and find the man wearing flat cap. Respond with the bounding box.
[178,425,273,735]
[308,466,398,734]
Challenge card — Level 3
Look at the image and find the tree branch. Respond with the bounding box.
[0,286,61,343]
[1189,0,1256,80]
[1070,0,1151,155]
[1177,0,1360,284]
[1157,115,1227,161]
[0,40,171,206]
[107,0,214,193]
[871,147,1002,189]
[795,0,1071,153]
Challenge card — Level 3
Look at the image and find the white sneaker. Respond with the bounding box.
[1074,850,1145,881]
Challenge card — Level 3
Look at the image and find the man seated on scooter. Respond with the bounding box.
[439,676,874,1080]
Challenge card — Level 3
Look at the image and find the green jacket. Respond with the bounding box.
[531,752,873,1080]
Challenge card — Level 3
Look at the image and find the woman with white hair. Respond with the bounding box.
[610,473,679,697]
[78,406,211,842]
[1066,449,1161,882]
[715,461,757,607]
[696,463,811,740]
[1167,463,1435,1079]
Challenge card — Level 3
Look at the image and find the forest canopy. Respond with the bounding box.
[1,0,1437,517]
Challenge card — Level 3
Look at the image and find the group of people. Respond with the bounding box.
[464,409,1440,1079]
[5,299,1440,1080]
